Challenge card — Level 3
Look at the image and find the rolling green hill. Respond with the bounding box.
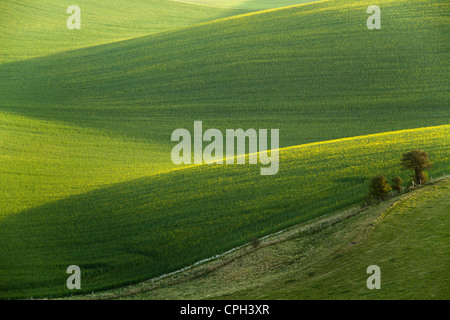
[1,125,448,298]
[1,0,448,145]
[106,177,449,300]
[1,0,448,215]
[0,111,171,217]
[0,0,245,64]
[0,0,449,299]
[216,178,450,300]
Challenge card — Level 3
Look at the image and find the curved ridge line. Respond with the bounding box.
[1,0,329,65]
[174,124,450,172]
[170,0,324,10]
[176,0,329,28]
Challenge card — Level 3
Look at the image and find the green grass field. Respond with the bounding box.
[1,126,448,298]
[1,0,448,146]
[0,0,247,64]
[106,178,449,300]
[218,178,450,300]
[0,0,449,299]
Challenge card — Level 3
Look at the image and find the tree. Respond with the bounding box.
[401,149,432,184]
[369,175,392,200]
[391,176,403,194]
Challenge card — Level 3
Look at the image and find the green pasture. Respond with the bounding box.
[1,126,448,298]
[0,0,244,64]
[116,178,450,300]
[0,0,448,298]
[1,0,448,146]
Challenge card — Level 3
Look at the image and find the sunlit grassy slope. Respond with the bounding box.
[216,178,450,300]
[0,112,173,217]
[117,178,450,300]
[0,0,448,299]
[1,0,448,145]
[0,125,448,298]
[0,0,244,64]
[0,0,448,216]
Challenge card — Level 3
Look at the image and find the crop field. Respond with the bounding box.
[1,0,448,145]
[216,178,450,300]
[108,178,449,300]
[0,0,449,299]
[1,125,448,298]
[0,111,172,217]
[0,0,245,64]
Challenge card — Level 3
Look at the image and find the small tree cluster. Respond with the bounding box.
[367,149,432,204]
